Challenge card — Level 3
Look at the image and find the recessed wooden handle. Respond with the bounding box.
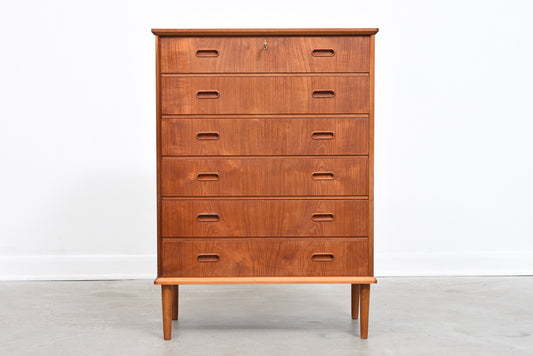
[196,49,219,57]
[196,90,219,99]
[196,132,219,140]
[197,213,219,222]
[197,172,220,181]
[312,213,335,222]
[197,254,219,262]
[312,90,335,98]
[312,253,335,262]
[312,172,335,180]
[311,131,335,140]
[312,49,335,57]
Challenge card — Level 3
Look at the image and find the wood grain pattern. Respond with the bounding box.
[160,36,369,73]
[162,199,368,237]
[161,238,369,277]
[161,157,368,197]
[154,28,377,339]
[152,28,379,36]
[161,117,369,156]
[155,276,377,285]
[161,76,369,114]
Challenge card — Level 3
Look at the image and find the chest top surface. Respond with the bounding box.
[152,28,379,36]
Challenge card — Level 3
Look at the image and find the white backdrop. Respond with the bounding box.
[1,0,532,280]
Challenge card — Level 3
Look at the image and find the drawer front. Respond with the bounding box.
[161,238,370,277]
[162,199,368,237]
[161,117,369,156]
[160,36,370,73]
[161,76,369,115]
[161,157,368,197]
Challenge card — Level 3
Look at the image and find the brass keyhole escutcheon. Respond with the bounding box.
[264,40,267,50]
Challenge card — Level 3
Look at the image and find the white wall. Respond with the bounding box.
[1,0,532,280]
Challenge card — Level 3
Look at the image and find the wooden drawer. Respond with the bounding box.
[162,199,368,237]
[161,76,369,115]
[161,117,369,156]
[161,238,370,277]
[160,36,370,73]
[161,157,368,197]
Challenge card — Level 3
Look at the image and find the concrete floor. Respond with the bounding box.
[0,277,532,355]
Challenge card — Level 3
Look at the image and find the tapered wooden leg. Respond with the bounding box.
[172,285,179,320]
[360,284,370,339]
[351,284,360,319]
[161,285,172,340]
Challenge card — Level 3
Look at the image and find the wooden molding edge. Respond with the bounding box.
[151,28,379,36]
[154,276,377,285]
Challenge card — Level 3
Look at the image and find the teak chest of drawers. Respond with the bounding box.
[152,28,378,340]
